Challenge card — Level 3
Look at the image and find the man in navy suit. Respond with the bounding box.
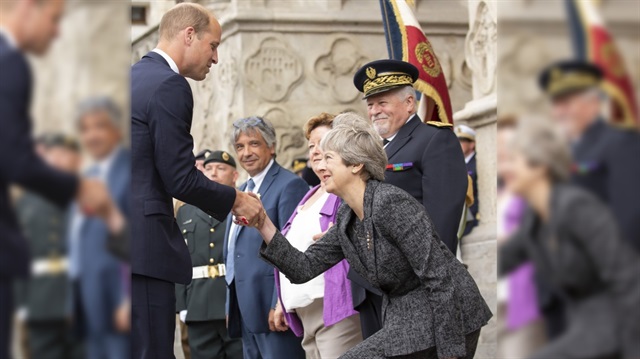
[0,2,111,357]
[130,4,262,358]
[225,117,309,359]
[69,97,131,359]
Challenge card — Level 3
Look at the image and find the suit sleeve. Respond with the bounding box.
[270,177,310,307]
[498,229,530,276]
[421,128,468,253]
[567,195,640,358]
[378,189,466,359]
[260,225,345,284]
[0,51,78,207]
[147,75,236,221]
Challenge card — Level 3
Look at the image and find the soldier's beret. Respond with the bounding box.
[195,149,213,161]
[43,133,80,152]
[354,59,419,99]
[539,60,603,99]
[203,150,236,168]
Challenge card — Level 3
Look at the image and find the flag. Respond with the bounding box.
[566,0,639,128]
[379,0,453,124]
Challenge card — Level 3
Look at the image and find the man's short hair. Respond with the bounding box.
[76,96,121,127]
[158,3,212,41]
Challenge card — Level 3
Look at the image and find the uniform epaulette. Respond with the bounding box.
[426,121,453,128]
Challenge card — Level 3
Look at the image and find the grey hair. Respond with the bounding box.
[321,112,387,181]
[231,116,277,149]
[393,85,416,102]
[511,118,572,182]
[76,96,122,127]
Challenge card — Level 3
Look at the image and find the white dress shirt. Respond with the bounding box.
[227,159,275,250]
[383,114,416,148]
[0,26,18,49]
[152,48,179,74]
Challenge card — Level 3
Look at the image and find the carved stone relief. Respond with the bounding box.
[262,107,307,169]
[244,37,303,102]
[465,1,497,98]
[131,30,159,65]
[314,37,369,103]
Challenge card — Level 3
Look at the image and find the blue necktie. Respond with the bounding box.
[226,179,255,285]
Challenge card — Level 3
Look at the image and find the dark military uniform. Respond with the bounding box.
[539,60,640,252]
[14,192,83,359]
[175,204,243,359]
[570,119,640,251]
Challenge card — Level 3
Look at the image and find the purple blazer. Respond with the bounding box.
[275,185,358,337]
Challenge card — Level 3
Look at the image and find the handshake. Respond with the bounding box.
[76,178,124,233]
[231,191,268,229]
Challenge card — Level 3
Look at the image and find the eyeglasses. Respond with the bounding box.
[233,116,265,128]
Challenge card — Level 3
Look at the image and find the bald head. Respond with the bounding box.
[156,3,222,81]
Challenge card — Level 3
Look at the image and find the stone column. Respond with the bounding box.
[455,0,498,357]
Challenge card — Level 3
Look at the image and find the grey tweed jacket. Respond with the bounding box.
[260,180,492,358]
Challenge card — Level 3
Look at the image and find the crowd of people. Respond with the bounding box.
[2,1,639,359]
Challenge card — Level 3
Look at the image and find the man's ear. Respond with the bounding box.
[184,27,195,45]
[232,171,239,184]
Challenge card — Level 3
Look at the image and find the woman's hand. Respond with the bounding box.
[312,222,333,241]
[235,192,277,244]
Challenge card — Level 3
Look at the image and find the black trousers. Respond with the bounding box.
[187,320,243,359]
[355,290,384,340]
[132,274,176,359]
[27,320,83,359]
[0,278,12,359]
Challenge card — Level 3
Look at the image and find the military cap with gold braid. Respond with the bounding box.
[539,60,603,99]
[203,150,236,168]
[42,133,80,152]
[354,59,419,99]
[291,158,308,173]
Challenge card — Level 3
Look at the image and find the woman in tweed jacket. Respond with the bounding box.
[239,113,492,359]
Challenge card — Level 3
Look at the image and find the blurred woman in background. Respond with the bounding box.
[499,120,640,359]
[271,113,362,358]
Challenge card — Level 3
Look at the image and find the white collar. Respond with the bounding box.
[0,26,18,49]
[95,146,121,179]
[247,159,275,193]
[383,114,416,146]
[152,48,179,74]
[465,151,476,164]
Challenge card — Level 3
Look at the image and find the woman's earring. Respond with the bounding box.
[352,169,357,174]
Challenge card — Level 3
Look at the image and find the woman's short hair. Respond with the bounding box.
[304,113,335,140]
[321,112,387,181]
[511,119,572,182]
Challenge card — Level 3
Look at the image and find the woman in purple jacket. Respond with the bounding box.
[271,113,362,358]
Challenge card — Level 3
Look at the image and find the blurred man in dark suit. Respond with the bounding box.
[130,3,262,358]
[349,59,468,340]
[0,2,111,357]
[540,60,640,252]
[455,124,479,236]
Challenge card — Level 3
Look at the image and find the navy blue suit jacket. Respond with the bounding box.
[131,52,236,284]
[72,148,130,336]
[0,35,78,278]
[224,162,308,336]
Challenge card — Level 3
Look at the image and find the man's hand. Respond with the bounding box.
[77,178,111,217]
[114,298,131,333]
[268,308,276,331]
[273,301,289,331]
[231,190,262,227]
